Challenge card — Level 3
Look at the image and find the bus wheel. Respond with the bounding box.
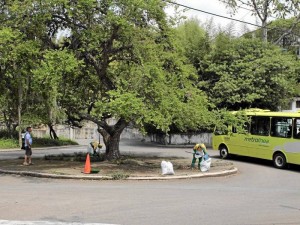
[219,146,229,159]
[273,153,286,169]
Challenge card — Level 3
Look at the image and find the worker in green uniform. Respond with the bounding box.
[191,143,207,169]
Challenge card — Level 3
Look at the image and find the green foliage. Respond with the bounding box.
[175,18,211,70]
[203,37,299,110]
[4,0,298,157]
[244,17,300,50]
[213,109,249,134]
[45,1,214,135]
[0,139,19,149]
[0,130,18,139]
[0,24,41,133]
[31,50,84,125]
[0,136,78,149]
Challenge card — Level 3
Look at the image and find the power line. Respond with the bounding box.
[163,0,264,28]
[164,0,300,41]
[218,0,278,20]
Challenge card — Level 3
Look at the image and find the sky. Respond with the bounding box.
[165,0,261,35]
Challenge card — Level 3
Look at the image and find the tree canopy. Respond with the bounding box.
[1,1,299,159]
[0,0,216,159]
[174,20,300,111]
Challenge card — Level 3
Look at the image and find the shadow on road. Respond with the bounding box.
[220,154,300,173]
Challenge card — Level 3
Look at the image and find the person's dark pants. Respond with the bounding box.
[25,146,32,156]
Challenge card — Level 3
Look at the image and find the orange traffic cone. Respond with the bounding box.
[84,153,91,174]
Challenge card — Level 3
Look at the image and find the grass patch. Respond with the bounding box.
[110,172,130,180]
[0,137,78,149]
[0,139,19,148]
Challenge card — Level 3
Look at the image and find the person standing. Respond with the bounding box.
[23,127,33,166]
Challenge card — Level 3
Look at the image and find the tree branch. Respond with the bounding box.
[274,15,300,45]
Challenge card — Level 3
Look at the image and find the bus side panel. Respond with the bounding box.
[212,134,224,151]
[245,135,272,160]
[212,133,248,156]
[283,141,300,165]
[225,133,249,156]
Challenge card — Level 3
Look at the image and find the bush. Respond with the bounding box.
[0,137,78,149]
[33,138,78,147]
[0,130,18,139]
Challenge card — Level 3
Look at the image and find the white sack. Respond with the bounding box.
[161,161,175,175]
[200,158,211,172]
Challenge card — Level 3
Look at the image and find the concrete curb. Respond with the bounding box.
[0,167,238,180]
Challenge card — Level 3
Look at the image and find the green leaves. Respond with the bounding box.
[203,37,299,110]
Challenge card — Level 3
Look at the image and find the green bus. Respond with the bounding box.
[212,109,300,169]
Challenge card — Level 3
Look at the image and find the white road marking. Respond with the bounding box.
[0,220,119,225]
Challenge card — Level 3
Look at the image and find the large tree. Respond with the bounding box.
[24,0,212,160]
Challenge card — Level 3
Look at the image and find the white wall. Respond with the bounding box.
[282,97,300,112]
[31,121,212,147]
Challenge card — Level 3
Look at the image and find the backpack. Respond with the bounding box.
[21,132,26,150]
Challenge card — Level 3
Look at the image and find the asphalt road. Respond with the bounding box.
[1,140,300,225]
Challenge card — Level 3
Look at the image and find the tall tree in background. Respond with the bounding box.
[203,35,299,110]
[175,19,211,73]
[220,0,300,43]
[32,50,83,139]
[0,0,55,143]
[0,27,40,145]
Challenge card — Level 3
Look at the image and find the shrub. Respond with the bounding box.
[0,137,78,149]
[111,172,129,180]
[33,138,78,147]
[0,130,18,139]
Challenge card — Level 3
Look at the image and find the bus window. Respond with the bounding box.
[214,125,229,135]
[271,117,292,138]
[232,126,237,133]
[293,118,300,139]
[250,116,270,136]
[233,122,250,134]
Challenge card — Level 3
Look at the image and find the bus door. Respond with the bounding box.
[286,118,300,165]
[270,117,295,161]
[247,116,271,159]
[227,124,249,156]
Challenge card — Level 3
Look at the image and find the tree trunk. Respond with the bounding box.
[96,118,128,160]
[48,124,59,139]
[3,112,14,138]
[98,127,122,160]
[16,64,23,147]
[262,20,268,43]
[105,133,121,160]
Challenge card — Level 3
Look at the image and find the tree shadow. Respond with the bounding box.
[217,154,300,173]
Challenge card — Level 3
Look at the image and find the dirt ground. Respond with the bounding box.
[0,153,234,178]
